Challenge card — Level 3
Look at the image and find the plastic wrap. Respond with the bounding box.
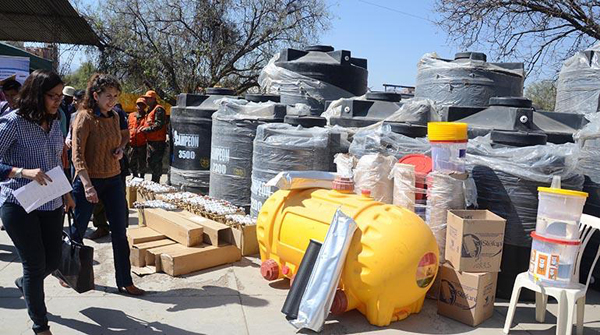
[170,166,210,192]
[349,123,430,159]
[415,52,524,107]
[334,153,356,178]
[258,53,356,115]
[574,113,600,216]
[353,153,395,203]
[291,209,358,332]
[250,123,337,217]
[321,95,367,122]
[391,163,417,212]
[209,98,284,208]
[467,135,584,247]
[425,172,468,262]
[266,171,336,190]
[555,44,600,114]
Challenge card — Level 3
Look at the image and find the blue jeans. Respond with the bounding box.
[1,203,63,334]
[71,175,132,288]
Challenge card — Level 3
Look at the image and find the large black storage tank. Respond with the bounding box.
[555,46,600,114]
[259,45,368,115]
[169,88,236,193]
[467,130,584,300]
[415,52,524,108]
[348,122,430,159]
[250,117,344,218]
[208,95,286,211]
[329,92,404,127]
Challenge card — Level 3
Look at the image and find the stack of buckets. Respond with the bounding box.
[529,178,588,287]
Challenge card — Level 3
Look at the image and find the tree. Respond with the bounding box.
[525,80,557,111]
[62,61,97,90]
[81,0,331,102]
[434,1,600,75]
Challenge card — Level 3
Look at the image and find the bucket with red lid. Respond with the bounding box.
[528,232,581,287]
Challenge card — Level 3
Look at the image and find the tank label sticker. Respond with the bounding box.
[530,250,559,282]
[416,252,437,288]
[173,130,200,148]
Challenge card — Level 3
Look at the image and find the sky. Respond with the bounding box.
[63,0,464,91]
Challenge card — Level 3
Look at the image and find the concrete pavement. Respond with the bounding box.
[1,210,600,334]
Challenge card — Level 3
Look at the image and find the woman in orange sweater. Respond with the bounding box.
[71,74,144,295]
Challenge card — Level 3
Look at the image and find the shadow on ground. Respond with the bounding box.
[50,307,206,335]
[94,284,269,312]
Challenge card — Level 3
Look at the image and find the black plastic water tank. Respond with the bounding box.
[271,45,368,115]
[329,91,404,127]
[468,131,584,300]
[459,97,579,144]
[169,88,236,193]
[250,123,344,217]
[415,52,524,107]
[209,96,285,211]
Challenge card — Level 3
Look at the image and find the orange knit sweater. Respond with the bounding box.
[72,109,122,178]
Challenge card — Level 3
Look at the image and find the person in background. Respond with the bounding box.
[72,89,85,111]
[0,70,76,335]
[141,90,167,183]
[61,86,75,126]
[0,78,22,117]
[71,74,144,295]
[128,98,148,178]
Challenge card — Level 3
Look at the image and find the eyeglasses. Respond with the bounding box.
[45,93,64,102]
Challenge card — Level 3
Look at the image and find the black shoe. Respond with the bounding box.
[87,227,110,240]
[15,277,23,295]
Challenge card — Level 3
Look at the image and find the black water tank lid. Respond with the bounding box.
[489,96,533,108]
[206,87,236,95]
[304,45,335,52]
[455,52,487,62]
[491,130,547,147]
[245,94,281,103]
[284,115,327,128]
[366,91,402,102]
[384,121,428,138]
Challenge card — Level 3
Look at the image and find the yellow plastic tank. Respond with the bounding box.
[257,179,439,326]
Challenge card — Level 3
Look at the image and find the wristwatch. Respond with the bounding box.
[15,168,23,179]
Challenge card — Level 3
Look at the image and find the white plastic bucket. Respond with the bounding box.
[528,232,581,288]
[536,187,587,240]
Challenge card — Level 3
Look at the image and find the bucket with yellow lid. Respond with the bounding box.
[427,122,468,173]
[536,184,588,240]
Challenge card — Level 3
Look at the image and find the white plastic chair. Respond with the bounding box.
[503,214,600,335]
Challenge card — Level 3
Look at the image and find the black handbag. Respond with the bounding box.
[53,210,95,293]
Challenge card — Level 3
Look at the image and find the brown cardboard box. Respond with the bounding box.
[160,244,242,276]
[445,210,506,273]
[145,244,183,272]
[177,212,231,246]
[127,227,165,246]
[126,186,137,208]
[140,208,204,246]
[130,239,176,267]
[230,225,259,256]
[437,263,498,326]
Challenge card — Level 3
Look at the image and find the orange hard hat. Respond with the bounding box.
[142,90,158,99]
[136,97,147,105]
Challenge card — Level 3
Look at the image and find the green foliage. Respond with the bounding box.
[82,0,331,101]
[62,61,96,91]
[525,80,557,111]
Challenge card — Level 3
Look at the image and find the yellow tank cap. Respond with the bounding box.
[538,187,588,198]
[428,122,468,142]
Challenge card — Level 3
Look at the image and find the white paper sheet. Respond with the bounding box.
[13,166,72,213]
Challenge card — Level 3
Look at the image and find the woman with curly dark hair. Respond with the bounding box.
[0,70,76,335]
[71,73,145,296]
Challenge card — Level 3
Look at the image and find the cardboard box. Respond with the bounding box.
[145,244,183,272]
[230,225,259,256]
[178,212,231,246]
[140,208,204,247]
[130,239,176,267]
[126,186,137,208]
[445,210,506,272]
[160,244,242,276]
[437,263,498,326]
[127,227,165,246]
